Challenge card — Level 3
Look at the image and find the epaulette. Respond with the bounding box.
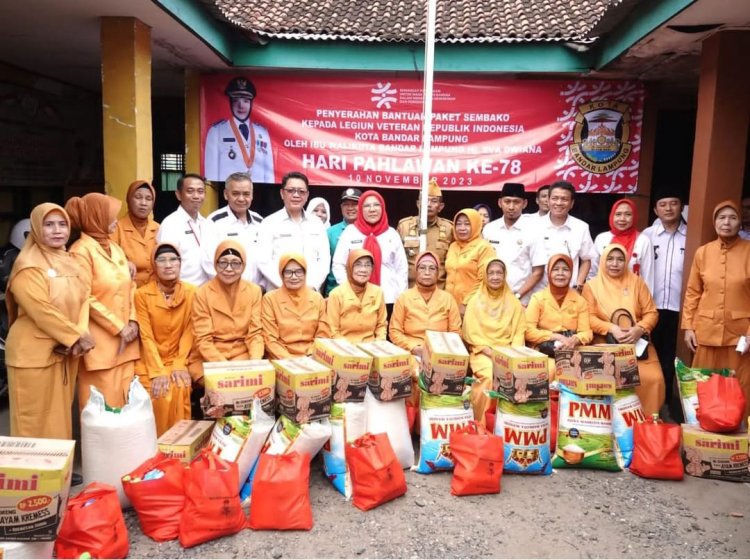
[211,210,228,222]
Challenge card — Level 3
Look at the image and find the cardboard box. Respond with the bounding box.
[681,424,750,483]
[419,330,469,396]
[202,359,275,417]
[0,437,75,542]
[273,357,334,422]
[491,346,549,403]
[555,344,639,395]
[157,420,214,465]
[357,340,412,401]
[312,338,373,402]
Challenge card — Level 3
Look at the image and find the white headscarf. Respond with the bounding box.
[306,197,331,227]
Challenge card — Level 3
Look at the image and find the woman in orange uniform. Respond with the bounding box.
[583,244,665,416]
[262,253,330,359]
[5,203,95,438]
[111,180,159,287]
[525,254,593,376]
[67,193,139,409]
[188,239,263,382]
[683,201,750,418]
[326,249,386,343]
[462,257,526,423]
[445,209,495,310]
[135,243,194,436]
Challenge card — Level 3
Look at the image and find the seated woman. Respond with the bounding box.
[134,243,195,436]
[262,253,330,359]
[188,240,263,382]
[582,243,665,416]
[111,180,159,287]
[462,257,526,423]
[445,209,495,310]
[525,254,593,377]
[327,249,386,343]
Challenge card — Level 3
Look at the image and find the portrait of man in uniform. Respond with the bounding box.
[204,76,275,184]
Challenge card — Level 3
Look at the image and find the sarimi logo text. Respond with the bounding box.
[371,82,397,109]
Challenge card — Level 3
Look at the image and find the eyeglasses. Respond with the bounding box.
[155,257,180,265]
[353,262,373,270]
[417,265,438,272]
[283,188,308,197]
[283,268,305,278]
[217,260,243,270]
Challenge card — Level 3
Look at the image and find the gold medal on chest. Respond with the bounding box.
[228,147,237,160]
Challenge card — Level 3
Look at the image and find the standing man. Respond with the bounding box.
[157,174,218,286]
[483,182,545,305]
[204,77,274,184]
[208,172,264,285]
[643,188,687,422]
[323,187,361,295]
[397,179,453,288]
[523,184,550,222]
[257,171,330,291]
[535,181,596,293]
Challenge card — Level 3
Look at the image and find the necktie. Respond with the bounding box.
[239,123,249,141]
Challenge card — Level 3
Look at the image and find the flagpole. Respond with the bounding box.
[418,0,437,253]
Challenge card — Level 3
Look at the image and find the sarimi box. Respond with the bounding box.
[0,437,75,542]
[491,346,549,403]
[357,340,412,401]
[312,338,373,403]
[273,357,334,422]
[555,344,639,395]
[157,420,214,465]
[202,360,276,418]
[681,424,750,483]
[420,330,469,396]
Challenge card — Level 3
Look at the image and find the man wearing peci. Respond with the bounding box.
[204,77,274,184]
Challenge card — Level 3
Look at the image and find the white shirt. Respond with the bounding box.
[642,221,687,312]
[483,217,545,305]
[534,214,596,292]
[208,206,263,285]
[332,225,408,304]
[590,231,655,294]
[157,205,218,286]
[204,118,274,183]
[257,208,330,291]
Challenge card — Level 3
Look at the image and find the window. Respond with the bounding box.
[160,153,184,191]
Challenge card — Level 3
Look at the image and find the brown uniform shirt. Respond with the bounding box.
[397,216,453,289]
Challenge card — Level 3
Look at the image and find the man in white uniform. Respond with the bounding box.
[204,77,274,184]
[208,172,264,285]
[522,184,550,223]
[483,182,545,305]
[257,171,330,291]
[156,174,218,286]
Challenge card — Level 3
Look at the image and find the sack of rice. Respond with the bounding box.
[493,396,552,475]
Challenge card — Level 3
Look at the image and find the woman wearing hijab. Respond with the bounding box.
[188,240,263,382]
[332,190,408,312]
[111,180,159,287]
[683,201,750,418]
[67,193,139,409]
[306,196,331,228]
[327,249,387,343]
[582,243,664,416]
[591,198,654,293]
[473,203,492,229]
[5,204,94,438]
[462,257,526,422]
[262,253,330,359]
[445,209,495,309]
[135,243,195,436]
[525,254,593,376]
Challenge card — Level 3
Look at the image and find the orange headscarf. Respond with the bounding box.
[151,242,181,291]
[586,243,639,321]
[126,180,156,234]
[278,252,310,302]
[609,199,639,260]
[452,209,483,249]
[346,249,374,295]
[713,200,741,241]
[65,193,121,253]
[547,253,574,306]
[212,239,246,299]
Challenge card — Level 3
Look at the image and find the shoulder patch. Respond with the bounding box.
[210,119,227,128]
[211,211,228,222]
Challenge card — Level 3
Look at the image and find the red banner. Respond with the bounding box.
[200,74,644,193]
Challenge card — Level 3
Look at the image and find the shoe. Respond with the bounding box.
[71,473,84,487]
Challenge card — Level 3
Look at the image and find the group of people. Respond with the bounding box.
[6,170,750,451]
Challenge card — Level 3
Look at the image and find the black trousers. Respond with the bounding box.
[650,309,683,422]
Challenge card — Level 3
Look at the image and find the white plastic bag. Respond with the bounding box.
[364,387,414,469]
[323,402,367,498]
[81,377,158,508]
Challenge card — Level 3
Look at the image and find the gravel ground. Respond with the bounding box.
[125,456,750,559]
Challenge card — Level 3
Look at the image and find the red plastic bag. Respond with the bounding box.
[630,416,683,480]
[122,452,184,542]
[347,432,407,511]
[54,482,129,559]
[179,449,246,548]
[697,374,746,433]
[450,421,504,496]
[248,452,313,530]
[484,410,496,434]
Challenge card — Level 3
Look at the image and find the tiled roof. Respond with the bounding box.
[211,0,620,44]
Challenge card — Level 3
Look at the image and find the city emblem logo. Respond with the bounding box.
[371,82,397,109]
[569,100,632,174]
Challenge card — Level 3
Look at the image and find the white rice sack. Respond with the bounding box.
[495,399,552,475]
[612,388,645,468]
[82,377,158,508]
[364,387,414,469]
[322,402,367,498]
[0,542,55,559]
[264,416,332,458]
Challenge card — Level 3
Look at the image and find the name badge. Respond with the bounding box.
[184,230,193,235]
[228,232,238,236]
